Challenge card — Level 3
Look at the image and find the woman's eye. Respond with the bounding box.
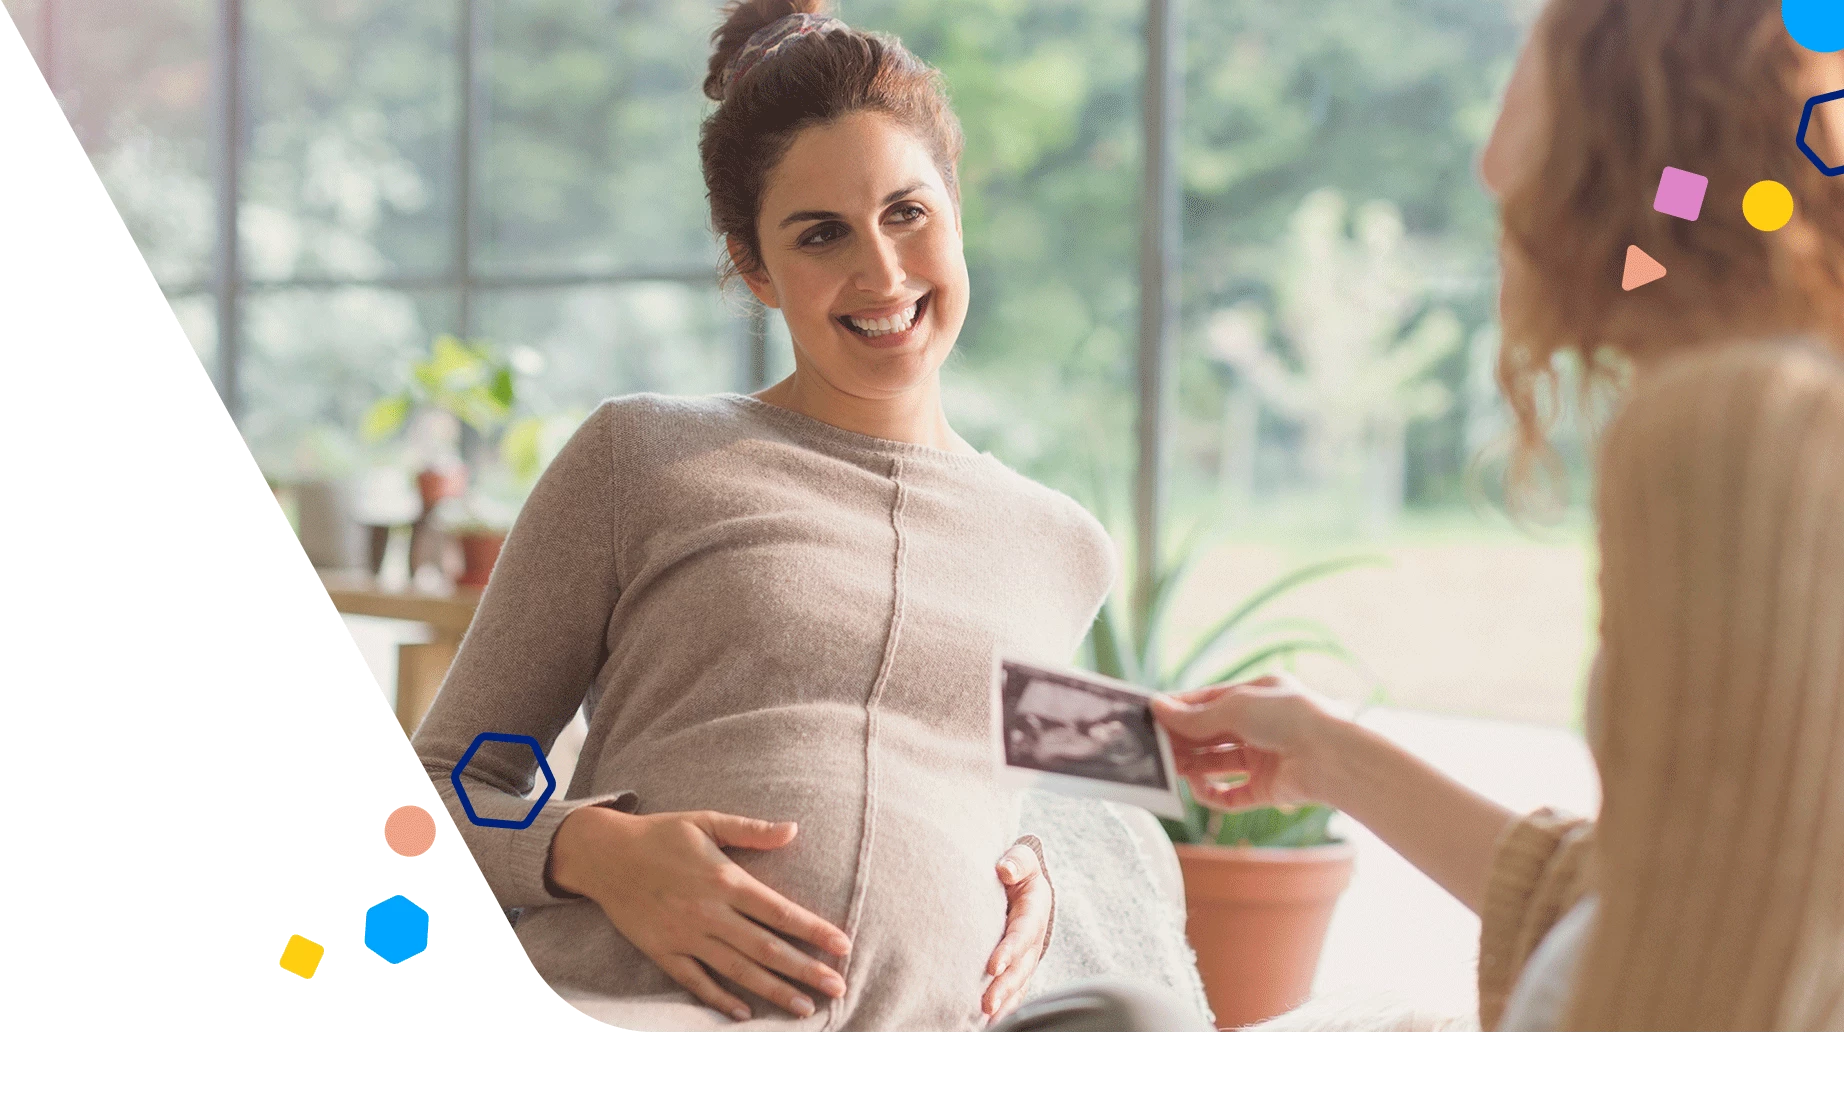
[889,203,927,224]
[797,222,847,248]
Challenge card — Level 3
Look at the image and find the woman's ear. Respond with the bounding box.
[728,236,780,310]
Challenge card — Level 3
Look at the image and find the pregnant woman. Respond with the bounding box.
[413,1,1116,1030]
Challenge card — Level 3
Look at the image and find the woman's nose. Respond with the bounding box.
[853,231,908,296]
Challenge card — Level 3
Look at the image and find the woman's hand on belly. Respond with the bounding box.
[548,806,853,1022]
[981,843,1052,1024]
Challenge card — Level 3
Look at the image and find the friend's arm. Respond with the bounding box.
[1313,717,1517,914]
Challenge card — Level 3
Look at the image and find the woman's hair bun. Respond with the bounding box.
[703,0,832,102]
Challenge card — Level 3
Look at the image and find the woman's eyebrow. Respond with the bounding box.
[777,183,927,228]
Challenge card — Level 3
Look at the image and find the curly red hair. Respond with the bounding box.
[1496,0,1844,506]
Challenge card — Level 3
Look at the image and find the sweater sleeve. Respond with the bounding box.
[1476,808,1596,1030]
[412,401,635,911]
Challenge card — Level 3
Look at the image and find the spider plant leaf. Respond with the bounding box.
[1139,522,1213,682]
[1202,637,1355,687]
[1167,554,1385,684]
[1086,598,1133,684]
[1170,615,1339,688]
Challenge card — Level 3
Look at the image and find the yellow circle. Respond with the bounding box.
[1743,180,1794,232]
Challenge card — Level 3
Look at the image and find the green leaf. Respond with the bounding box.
[428,334,480,383]
[1086,597,1135,684]
[488,365,516,409]
[1167,554,1386,684]
[360,394,411,442]
[1139,521,1213,683]
[500,415,543,485]
[1202,637,1355,687]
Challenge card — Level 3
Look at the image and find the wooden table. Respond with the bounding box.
[320,570,481,733]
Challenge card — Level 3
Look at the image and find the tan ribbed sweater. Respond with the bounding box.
[412,393,1115,1031]
[1478,340,1844,1031]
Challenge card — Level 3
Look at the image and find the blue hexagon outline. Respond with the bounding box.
[364,894,429,965]
[450,731,556,830]
[1796,89,1844,177]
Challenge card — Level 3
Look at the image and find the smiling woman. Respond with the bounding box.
[410,0,1206,1032]
[699,1,974,447]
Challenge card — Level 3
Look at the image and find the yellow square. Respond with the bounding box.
[279,934,325,979]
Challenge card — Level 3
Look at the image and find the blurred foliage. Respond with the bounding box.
[858,0,1529,518]
[10,0,1539,526]
[363,334,520,441]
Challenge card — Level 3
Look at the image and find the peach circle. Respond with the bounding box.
[384,805,436,856]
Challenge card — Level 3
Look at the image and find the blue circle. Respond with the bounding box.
[365,895,429,964]
[1785,0,1844,53]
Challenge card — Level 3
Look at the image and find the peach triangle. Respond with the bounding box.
[1623,245,1666,291]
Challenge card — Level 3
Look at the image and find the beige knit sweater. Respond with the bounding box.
[1478,340,1844,1031]
[412,393,1115,1031]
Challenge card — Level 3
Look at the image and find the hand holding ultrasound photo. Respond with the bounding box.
[994,660,1185,819]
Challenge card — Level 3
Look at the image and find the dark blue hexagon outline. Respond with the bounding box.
[1796,89,1844,177]
[450,732,556,830]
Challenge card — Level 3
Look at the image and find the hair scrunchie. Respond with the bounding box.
[719,12,848,98]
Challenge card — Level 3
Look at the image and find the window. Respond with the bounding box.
[8,0,1586,729]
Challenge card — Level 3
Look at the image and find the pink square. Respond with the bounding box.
[1653,166,1708,221]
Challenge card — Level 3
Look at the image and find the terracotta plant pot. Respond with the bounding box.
[416,465,468,513]
[455,529,505,588]
[1176,841,1356,1029]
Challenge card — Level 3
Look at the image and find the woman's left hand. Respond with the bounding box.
[982,843,1051,1023]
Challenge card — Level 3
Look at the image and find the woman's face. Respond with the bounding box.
[739,111,969,401]
[1481,19,1549,204]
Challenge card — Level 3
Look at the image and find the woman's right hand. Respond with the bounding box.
[1151,674,1353,811]
[547,806,852,1022]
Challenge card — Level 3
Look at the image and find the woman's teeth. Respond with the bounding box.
[846,302,918,336]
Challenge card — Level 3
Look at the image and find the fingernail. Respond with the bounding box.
[730,1006,750,1022]
[997,863,1016,882]
[792,995,815,1017]
[823,975,846,996]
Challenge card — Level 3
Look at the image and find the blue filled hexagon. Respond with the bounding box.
[365,895,429,964]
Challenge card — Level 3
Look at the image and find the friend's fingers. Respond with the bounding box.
[1187,772,1256,811]
[1175,744,1252,776]
[1152,695,1243,744]
[698,937,818,1019]
[716,907,846,998]
[728,871,853,958]
[659,953,752,1023]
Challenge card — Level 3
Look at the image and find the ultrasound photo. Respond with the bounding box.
[994,660,1183,818]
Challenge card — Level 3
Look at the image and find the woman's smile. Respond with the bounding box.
[837,292,931,348]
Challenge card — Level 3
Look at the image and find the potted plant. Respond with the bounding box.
[362,335,553,587]
[1082,532,1382,1028]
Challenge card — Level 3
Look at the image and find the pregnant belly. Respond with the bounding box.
[536,707,1012,1029]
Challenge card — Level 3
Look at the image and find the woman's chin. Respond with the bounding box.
[807,350,946,399]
